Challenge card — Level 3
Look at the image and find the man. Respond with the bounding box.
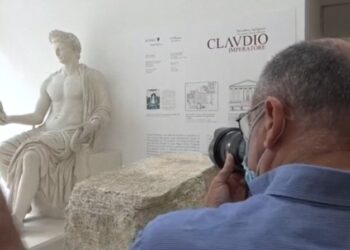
[0,189,24,249]
[0,30,111,226]
[131,38,350,249]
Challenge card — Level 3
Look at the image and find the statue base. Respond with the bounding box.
[22,212,64,250]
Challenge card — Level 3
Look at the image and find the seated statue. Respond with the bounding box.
[0,30,111,226]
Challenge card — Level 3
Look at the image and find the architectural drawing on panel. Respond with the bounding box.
[185,81,218,111]
[229,80,256,111]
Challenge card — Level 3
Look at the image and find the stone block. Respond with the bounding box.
[65,153,216,250]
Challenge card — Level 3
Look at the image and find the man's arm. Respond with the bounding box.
[4,80,51,126]
[130,155,247,250]
[0,189,25,250]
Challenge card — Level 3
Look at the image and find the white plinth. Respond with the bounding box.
[22,214,64,250]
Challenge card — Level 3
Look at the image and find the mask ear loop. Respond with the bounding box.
[271,118,287,145]
[245,107,266,173]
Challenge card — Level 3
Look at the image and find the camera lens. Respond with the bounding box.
[208,127,246,172]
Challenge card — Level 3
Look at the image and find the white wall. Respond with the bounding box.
[0,0,306,164]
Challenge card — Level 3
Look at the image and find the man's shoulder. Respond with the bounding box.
[131,203,252,250]
[131,208,207,250]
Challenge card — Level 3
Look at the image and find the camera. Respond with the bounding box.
[208,127,246,172]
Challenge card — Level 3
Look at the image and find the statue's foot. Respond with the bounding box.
[27,205,32,214]
[12,214,23,233]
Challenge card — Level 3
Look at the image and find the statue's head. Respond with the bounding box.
[49,29,81,64]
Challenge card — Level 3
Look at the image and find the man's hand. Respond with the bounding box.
[205,154,248,207]
[70,123,95,151]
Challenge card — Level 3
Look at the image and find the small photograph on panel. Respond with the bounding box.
[185,81,218,111]
[229,80,256,112]
[146,89,160,110]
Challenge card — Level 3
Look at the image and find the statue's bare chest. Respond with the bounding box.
[47,73,83,102]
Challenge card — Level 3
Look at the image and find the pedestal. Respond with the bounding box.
[22,214,64,250]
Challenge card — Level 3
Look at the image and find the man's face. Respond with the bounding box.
[245,97,288,176]
[53,42,77,64]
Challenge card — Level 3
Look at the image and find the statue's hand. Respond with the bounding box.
[0,102,8,125]
[77,123,95,144]
[0,115,7,125]
[0,114,7,125]
[70,128,83,152]
[70,123,95,152]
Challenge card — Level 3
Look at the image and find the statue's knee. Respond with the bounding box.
[23,151,40,170]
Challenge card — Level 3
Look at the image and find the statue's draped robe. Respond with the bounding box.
[0,64,111,214]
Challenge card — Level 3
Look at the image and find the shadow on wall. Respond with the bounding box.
[0,52,36,142]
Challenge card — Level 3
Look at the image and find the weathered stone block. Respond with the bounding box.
[65,153,216,250]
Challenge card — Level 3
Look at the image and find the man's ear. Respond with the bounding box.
[263,97,286,149]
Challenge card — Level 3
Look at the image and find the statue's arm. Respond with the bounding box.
[89,74,112,130]
[71,73,111,146]
[6,80,51,126]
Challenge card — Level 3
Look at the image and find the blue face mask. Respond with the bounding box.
[242,156,257,183]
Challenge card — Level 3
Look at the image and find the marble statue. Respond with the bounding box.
[0,30,111,226]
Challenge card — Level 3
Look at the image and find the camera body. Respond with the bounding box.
[208,127,246,172]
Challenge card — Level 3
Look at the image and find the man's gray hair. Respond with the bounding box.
[253,40,350,128]
[49,30,81,59]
